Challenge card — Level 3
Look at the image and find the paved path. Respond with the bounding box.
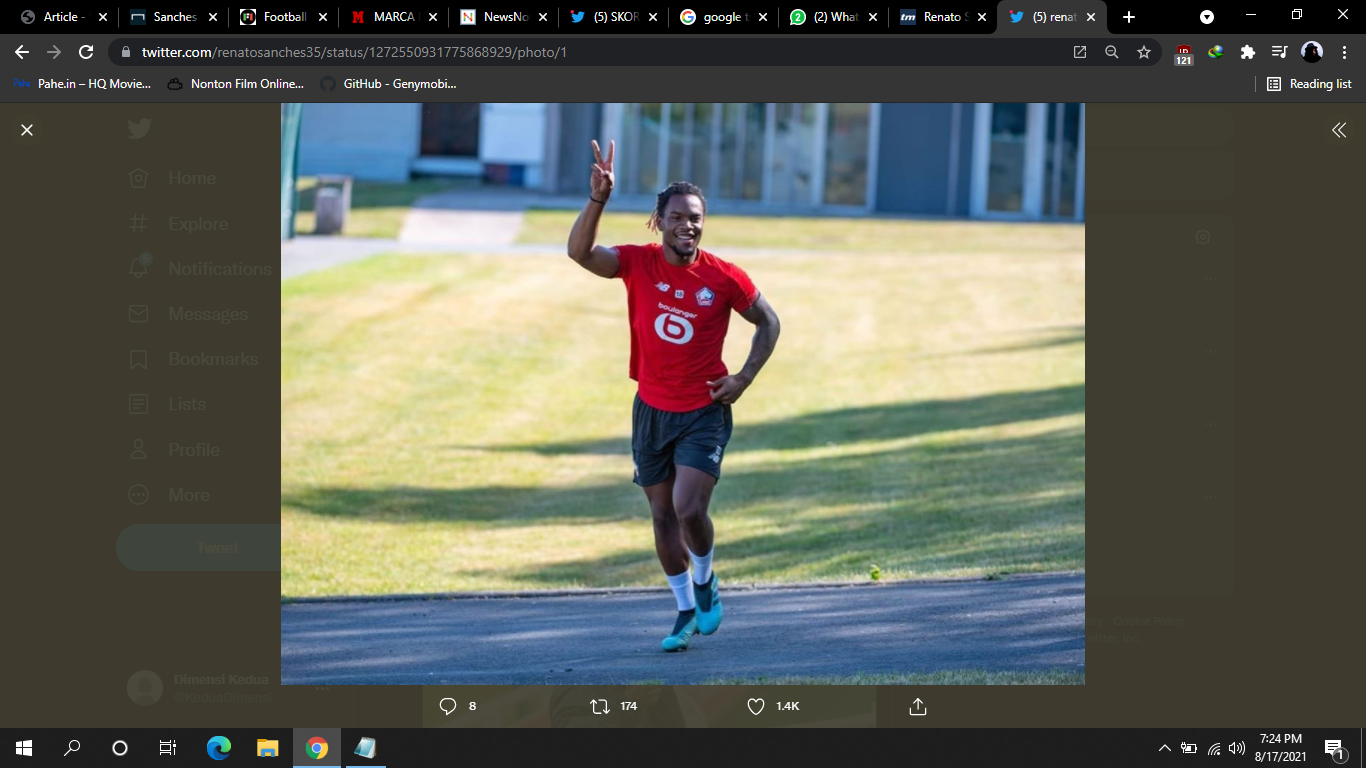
[280,237,552,281]
[397,190,527,247]
[398,210,526,247]
[281,574,1084,685]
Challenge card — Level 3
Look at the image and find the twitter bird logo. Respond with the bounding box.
[570,10,584,22]
[128,118,151,139]
[1009,9,1024,22]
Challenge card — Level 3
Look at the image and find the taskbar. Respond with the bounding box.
[1,728,1359,763]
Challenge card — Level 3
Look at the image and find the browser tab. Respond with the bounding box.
[476,9,556,28]
[675,8,780,32]
[559,9,672,31]
[116,8,231,31]
[996,2,1109,35]
[337,8,450,31]
[885,8,998,33]
[253,10,338,33]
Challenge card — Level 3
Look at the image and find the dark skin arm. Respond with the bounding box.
[706,294,781,404]
[566,139,620,279]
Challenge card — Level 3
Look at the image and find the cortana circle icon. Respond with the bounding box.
[207,736,232,760]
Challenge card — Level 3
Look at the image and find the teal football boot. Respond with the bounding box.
[694,574,723,635]
[662,610,698,652]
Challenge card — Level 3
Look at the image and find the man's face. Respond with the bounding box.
[661,194,705,257]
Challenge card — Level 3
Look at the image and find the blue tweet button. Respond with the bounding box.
[898,9,916,25]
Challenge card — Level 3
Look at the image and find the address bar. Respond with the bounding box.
[133,44,568,61]
[110,38,1164,66]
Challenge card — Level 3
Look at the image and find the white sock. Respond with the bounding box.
[666,570,696,611]
[689,548,713,586]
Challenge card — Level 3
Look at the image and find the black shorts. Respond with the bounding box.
[631,393,734,487]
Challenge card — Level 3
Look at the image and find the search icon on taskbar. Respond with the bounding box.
[64,740,80,756]
[1105,45,1118,58]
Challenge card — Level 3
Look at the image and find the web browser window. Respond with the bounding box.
[2,1,1362,760]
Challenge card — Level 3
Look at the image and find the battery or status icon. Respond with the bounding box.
[1174,44,1195,66]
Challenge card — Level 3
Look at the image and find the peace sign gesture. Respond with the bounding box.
[590,139,615,202]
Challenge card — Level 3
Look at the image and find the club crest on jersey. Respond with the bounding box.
[695,287,715,307]
[674,289,685,299]
[656,282,670,292]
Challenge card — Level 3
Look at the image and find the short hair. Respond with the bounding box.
[647,181,707,233]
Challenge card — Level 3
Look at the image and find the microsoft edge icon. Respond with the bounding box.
[207,736,231,760]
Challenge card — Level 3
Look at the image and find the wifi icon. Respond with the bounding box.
[1208,744,1221,755]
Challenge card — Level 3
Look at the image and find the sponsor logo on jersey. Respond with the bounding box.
[674,289,685,299]
[656,281,670,292]
[654,312,695,344]
[695,286,715,307]
[708,445,723,463]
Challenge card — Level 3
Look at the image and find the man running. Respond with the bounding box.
[567,140,781,652]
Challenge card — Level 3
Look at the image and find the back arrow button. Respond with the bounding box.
[49,45,61,59]
[16,45,29,59]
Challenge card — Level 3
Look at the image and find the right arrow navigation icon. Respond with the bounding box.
[1332,122,1347,138]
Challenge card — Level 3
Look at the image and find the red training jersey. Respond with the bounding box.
[613,243,759,412]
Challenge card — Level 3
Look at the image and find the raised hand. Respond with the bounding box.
[590,139,615,202]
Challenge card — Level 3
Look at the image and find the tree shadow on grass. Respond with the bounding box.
[451,383,1084,457]
[282,384,1084,585]
[456,425,1084,586]
[969,325,1085,356]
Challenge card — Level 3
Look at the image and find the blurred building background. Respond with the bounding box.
[299,103,1084,221]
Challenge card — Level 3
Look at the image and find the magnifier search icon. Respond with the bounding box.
[64,740,81,756]
[1105,45,1118,58]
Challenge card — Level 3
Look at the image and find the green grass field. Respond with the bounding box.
[292,176,478,238]
[517,209,1084,254]
[282,217,1084,597]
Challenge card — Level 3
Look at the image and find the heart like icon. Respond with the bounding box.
[747,698,764,715]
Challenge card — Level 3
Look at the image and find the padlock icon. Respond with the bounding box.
[122,46,130,57]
